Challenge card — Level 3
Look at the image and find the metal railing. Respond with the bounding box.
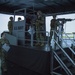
[51,30,75,75]
[63,32,75,46]
[54,51,73,75]
[54,39,75,66]
[54,31,75,54]
[17,30,50,47]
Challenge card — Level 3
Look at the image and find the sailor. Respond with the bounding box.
[35,10,44,46]
[0,32,10,74]
[49,15,58,46]
[8,16,13,34]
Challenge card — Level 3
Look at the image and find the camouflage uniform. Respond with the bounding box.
[35,16,44,46]
[8,17,13,34]
[49,18,58,46]
[0,38,9,72]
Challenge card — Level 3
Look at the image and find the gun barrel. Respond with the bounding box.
[65,19,72,21]
[57,18,72,21]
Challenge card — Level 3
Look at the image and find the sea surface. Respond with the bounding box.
[50,38,74,49]
[62,39,74,47]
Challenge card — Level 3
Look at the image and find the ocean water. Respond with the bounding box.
[62,39,74,47]
[51,39,74,48]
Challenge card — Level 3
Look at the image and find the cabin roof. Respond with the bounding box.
[0,0,75,15]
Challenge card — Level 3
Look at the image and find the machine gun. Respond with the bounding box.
[57,18,75,22]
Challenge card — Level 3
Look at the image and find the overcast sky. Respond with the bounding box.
[0,14,24,34]
[0,13,75,37]
[0,14,12,33]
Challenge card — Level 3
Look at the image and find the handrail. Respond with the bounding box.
[54,51,73,75]
[51,30,74,75]
[18,38,48,43]
[53,30,75,55]
[61,39,75,54]
[17,30,50,46]
[53,39,75,66]
[32,30,50,40]
[63,32,75,45]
